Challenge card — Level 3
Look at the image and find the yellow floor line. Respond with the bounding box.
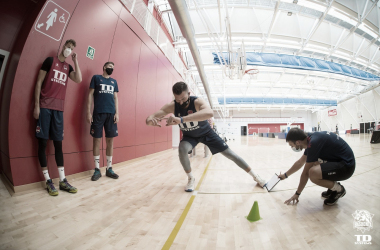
[161,156,213,250]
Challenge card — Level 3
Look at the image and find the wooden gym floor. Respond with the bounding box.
[0,134,379,250]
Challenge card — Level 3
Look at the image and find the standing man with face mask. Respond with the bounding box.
[146,82,266,192]
[87,62,119,181]
[34,39,82,196]
[278,128,356,206]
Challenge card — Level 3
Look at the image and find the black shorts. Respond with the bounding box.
[35,108,64,141]
[182,130,228,155]
[91,113,118,138]
[321,161,356,181]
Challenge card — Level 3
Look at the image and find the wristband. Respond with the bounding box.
[295,192,301,196]
[284,172,288,178]
[180,117,183,123]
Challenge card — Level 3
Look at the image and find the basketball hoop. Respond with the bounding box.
[244,69,259,75]
[244,69,259,80]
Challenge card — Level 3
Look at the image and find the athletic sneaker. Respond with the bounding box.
[324,184,346,206]
[322,182,340,198]
[46,179,58,196]
[253,174,266,188]
[59,178,78,193]
[106,167,119,179]
[185,177,195,192]
[91,168,102,181]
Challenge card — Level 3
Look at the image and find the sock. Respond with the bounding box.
[106,156,112,169]
[94,155,100,169]
[248,170,256,178]
[331,182,342,192]
[58,167,65,181]
[42,170,50,181]
[186,172,194,179]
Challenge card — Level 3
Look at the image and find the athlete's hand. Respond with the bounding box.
[86,113,92,124]
[114,113,119,123]
[284,194,299,205]
[72,52,78,63]
[278,172,287,180]
[33,106,40,120]
[165,116,181,126]
[146,116,164,127]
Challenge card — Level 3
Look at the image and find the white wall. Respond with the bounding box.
[315,86,380,131]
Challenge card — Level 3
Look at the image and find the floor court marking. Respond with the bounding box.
[197,165,380,195]
[161,156,213,250]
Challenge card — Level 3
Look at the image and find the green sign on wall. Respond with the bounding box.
[86,46,95,60]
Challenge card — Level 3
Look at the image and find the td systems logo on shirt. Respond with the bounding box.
[51,69,67,86]
[99,84,114,94]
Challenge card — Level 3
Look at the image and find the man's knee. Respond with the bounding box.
[309,166,321,182]
[179,142,191,155]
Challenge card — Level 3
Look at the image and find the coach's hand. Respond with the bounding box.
[165,116,181,126]
[86,113,92,124]
[278,172,287,180]
[146,116,163,127]
[284,194,299,205]
[33,106,40,120]
[114,113,119,123]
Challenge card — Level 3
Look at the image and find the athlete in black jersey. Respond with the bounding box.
[146,82,266,191]
[278,128,355,206]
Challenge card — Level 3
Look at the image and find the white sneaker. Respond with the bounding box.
[185,177,195,192]
[253,174,266,188]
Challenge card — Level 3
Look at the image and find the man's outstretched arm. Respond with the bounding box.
[146,102,175,127]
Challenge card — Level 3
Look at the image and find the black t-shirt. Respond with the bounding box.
[41,57,74,74]
[303,131,355,165]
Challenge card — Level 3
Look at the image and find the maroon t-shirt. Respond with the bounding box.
[40,57,73,111]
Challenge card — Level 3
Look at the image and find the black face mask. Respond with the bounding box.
[105,68,113,75]
[179,97,190,109]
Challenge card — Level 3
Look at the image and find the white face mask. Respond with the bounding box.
[291,146,302,152]
[63,48,72,57]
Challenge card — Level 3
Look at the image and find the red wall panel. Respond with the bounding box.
[112,146,135,165]
[135,44,157,146]
[59,0,119,154]
[154,60,169,143]
[109,20,142,148]
[3,0,183,187]
[135,144,155,158]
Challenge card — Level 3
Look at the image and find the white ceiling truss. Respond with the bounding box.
[156,0,380,114]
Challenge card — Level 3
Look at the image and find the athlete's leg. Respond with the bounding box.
[178,141,194,173]
[220,148,266,187]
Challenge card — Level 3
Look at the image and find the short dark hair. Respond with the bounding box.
[286,128,307,143]
[172,81,188,95]
[103,62,114,70]
[64,39,76,47]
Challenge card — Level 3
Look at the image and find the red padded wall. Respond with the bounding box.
[2,0,183,186]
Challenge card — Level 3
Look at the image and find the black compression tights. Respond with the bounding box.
[37,139,64,167]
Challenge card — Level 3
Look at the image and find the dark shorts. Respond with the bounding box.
[321,161,356,181]
[91,113,118,138]
[35,108,64,141]
[182,130,229,155]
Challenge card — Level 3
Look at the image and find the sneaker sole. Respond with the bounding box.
[324,189,346,206]
[47,188,58,196]
[185,189,194,192]
[91,176,101,181]
[59,187,77,193]
[106,175,119,179]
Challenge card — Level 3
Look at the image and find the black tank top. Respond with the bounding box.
[174,96,212,137]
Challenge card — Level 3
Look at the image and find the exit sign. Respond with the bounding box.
[86,46,95,60]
